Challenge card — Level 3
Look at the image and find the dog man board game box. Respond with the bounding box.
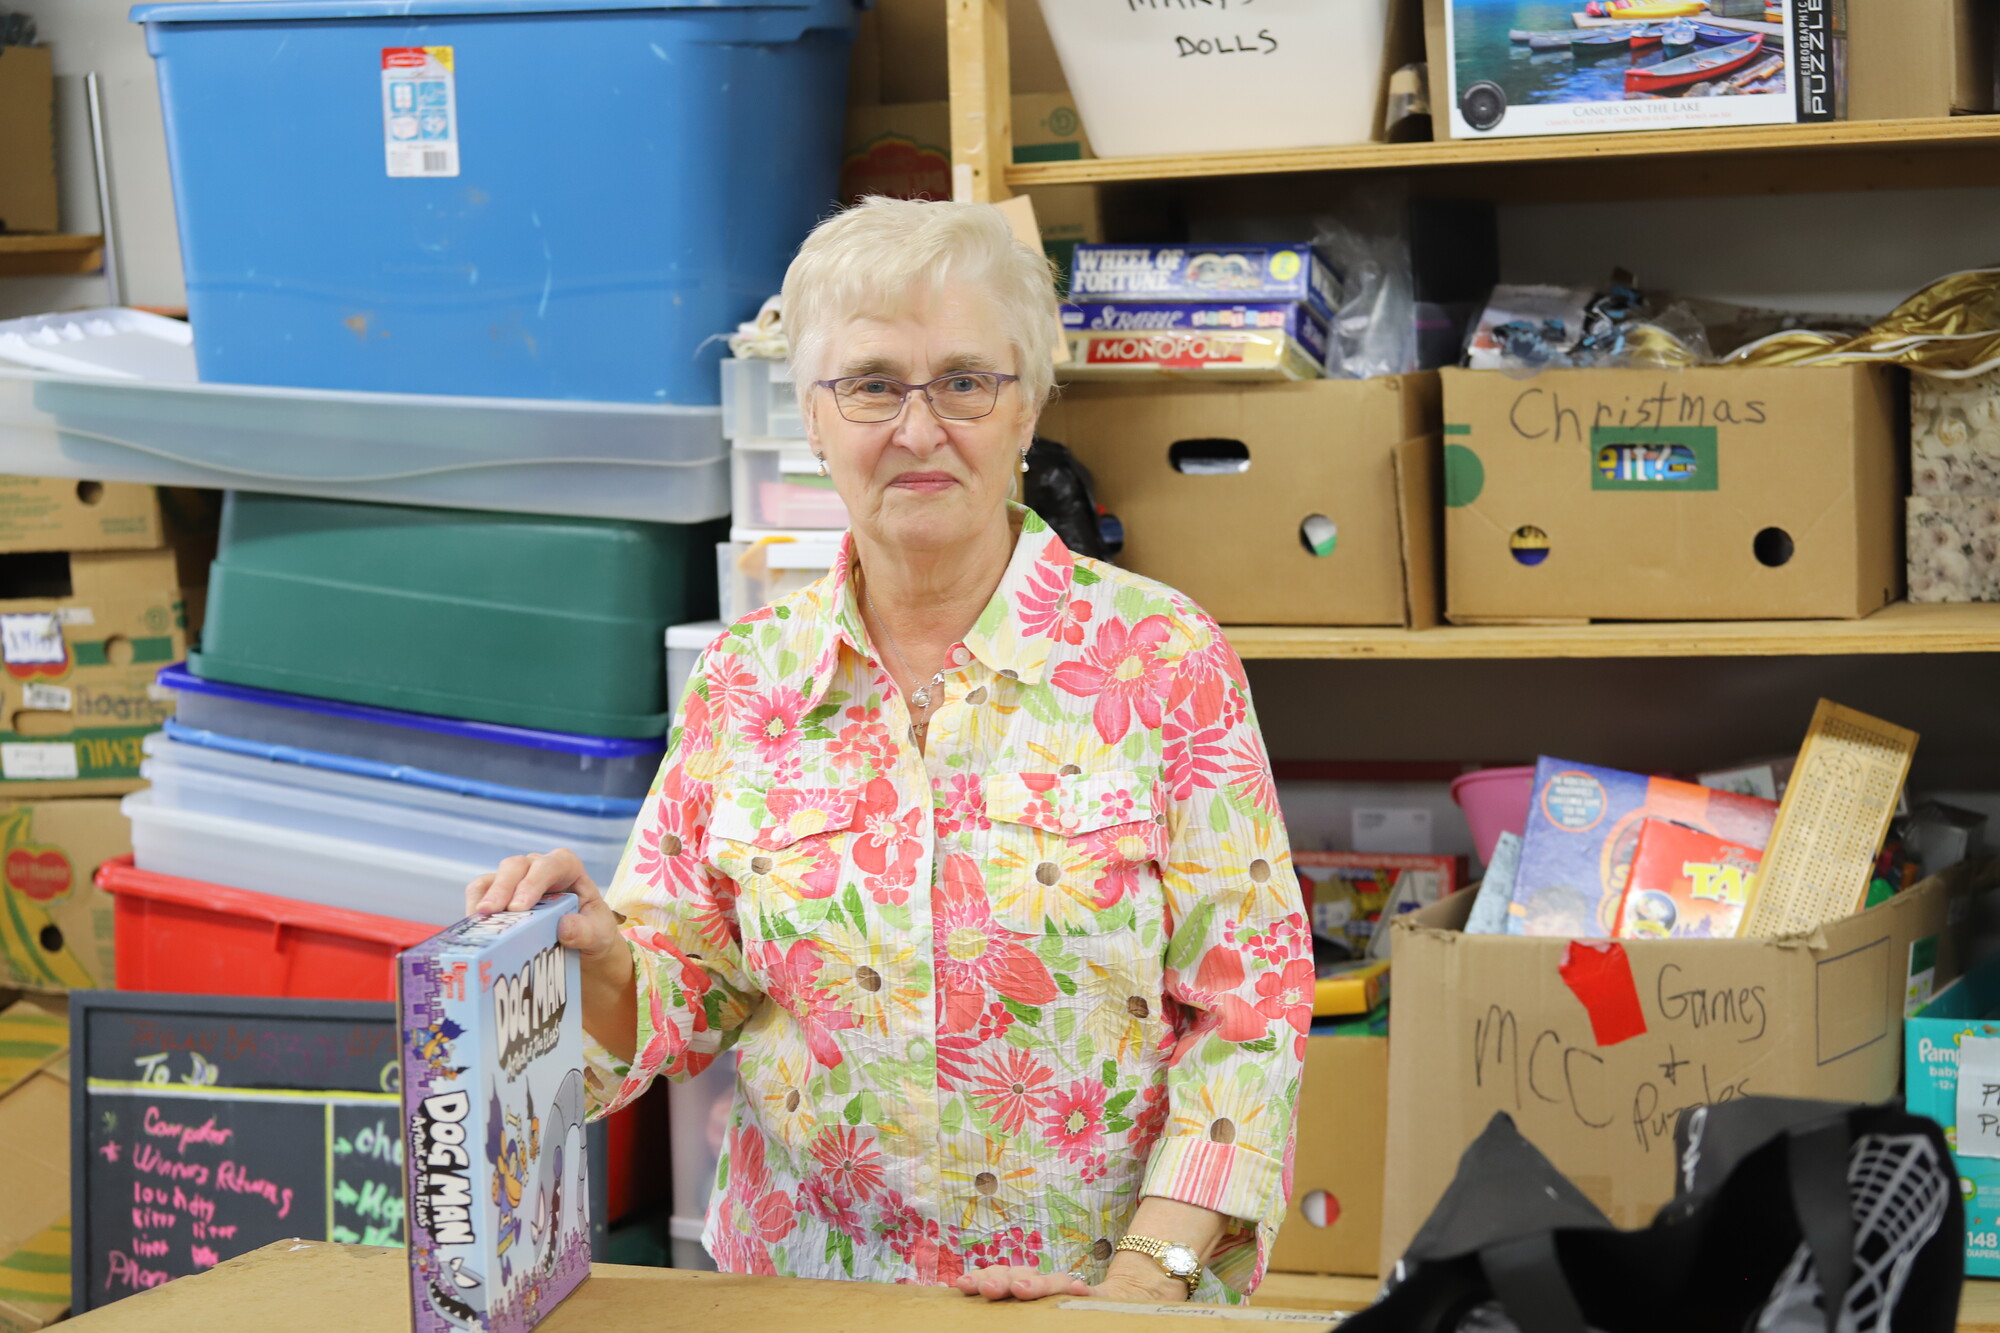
[401,895,589,1332]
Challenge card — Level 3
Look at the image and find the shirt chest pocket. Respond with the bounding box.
[706,785,861,944]
[982,770,1167,937]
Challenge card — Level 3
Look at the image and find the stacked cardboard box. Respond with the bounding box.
[0,997,71,1331]
[0,479,211,993]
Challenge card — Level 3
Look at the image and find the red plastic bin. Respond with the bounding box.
[96,855,435,1001]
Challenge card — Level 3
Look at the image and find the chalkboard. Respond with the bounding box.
[68,991,404,1316]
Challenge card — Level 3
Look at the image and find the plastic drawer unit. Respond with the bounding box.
[731,439,849,530]
[132,0,861,404]
[721,357,808,440]
[0,369,730,522]
[192,493,724,737]
[157,664,663,807]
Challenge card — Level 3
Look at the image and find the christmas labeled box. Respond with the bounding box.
[401,897,589,1333]
[1442,365,1902,623]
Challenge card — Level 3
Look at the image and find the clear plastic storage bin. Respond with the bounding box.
[123,789,488,925]
[720,357,806,440]
[0,368,728,522]
[668,1054,736,1270]
[718,535,840,622]
[731,440,848,529]
[140,734,631,883]
[158,664,663,807]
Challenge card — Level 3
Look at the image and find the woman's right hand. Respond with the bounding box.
[464,849,623,965]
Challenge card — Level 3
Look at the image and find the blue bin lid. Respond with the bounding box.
[162,718,646,818]
[134,0,842,21]
[157,662,666,759]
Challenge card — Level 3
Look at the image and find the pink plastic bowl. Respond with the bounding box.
[1451,766,1537,866]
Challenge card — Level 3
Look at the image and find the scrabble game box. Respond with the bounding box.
[1510,757,1777,938]
[401,896,589,1333]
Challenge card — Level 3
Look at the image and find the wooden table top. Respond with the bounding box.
[54,1241,2000,1331]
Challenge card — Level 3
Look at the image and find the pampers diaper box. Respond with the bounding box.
[401,895,589,1332]
[1907,961,2000,1276]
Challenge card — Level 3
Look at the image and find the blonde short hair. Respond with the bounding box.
[782,196,1060,407]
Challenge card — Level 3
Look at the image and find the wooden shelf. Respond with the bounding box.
[1222,600,2000,661]
[0,234,104,279]
[1007,115,2000,188]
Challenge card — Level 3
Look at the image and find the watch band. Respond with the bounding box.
[1114,1235,1202,1297]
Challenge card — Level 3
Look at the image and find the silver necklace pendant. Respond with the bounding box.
[912,683,930,710]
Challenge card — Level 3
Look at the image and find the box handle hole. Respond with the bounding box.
[1299,515,1338,558]
[38,923,62,955]
[1510,525,1551,567]
[1169,438,1250,476]
[1300,1189,1340,1228]
[1754,527,1795,567]
[75,481,104,506]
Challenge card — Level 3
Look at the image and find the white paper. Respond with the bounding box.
[0,613,63,666]
[1957,1035,2000,1159]
[1352,807,1432,854]
[0,742,78,780]
[21,683,72,712]
[1465,831,1523,936]
[56,606,94,627]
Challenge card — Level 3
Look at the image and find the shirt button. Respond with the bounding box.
[949,645,969,666]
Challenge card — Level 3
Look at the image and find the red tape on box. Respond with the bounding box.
[1559,940,1649,1047]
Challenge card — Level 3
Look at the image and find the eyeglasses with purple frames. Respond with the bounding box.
[814,370,1021,423]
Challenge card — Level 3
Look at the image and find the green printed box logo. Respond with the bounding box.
[1590,425,1718,492]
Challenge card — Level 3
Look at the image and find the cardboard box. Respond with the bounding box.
[1442,365,1903,623]
[1040,375,1443,627]
[0,798,129,993]
[0,479,164,555]
[842,93,1101,287]
[1268,1034,1388,1278]
[0,46,57,236]
[1906,961,2000,1276]
[0,549,184,795]
[0,999,70,1331]
[1381,860,1981,1274]
[1848,0,1995,120]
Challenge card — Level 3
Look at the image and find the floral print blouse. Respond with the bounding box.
[583,505,1308,1301]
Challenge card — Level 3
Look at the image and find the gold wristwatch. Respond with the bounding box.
[1114,1235,1202,1298]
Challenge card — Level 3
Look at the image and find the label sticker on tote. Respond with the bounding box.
[0,742,77,781]
[382,47,460,178]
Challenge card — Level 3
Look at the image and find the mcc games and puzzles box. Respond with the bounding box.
[401,896,589,1333]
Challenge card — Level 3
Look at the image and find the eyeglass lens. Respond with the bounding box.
[835,373,1001,423]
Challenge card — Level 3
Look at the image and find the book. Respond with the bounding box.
[1510,758,1778,938]
[401,896,589,1333]
[1615,818,1762,940]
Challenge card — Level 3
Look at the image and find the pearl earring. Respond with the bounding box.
[1019,448,1030,475]
[816,455,828,478]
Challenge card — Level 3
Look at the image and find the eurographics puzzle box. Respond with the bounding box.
[1442,0,1846,141]
[401,896,589,1333]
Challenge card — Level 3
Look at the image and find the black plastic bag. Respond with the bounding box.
[1023,435,1120,561]
[1348,1096,1962,1333]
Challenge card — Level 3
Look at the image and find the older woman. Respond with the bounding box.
[467,198,1309,1306]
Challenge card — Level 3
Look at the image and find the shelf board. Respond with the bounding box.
[0,234,105,279]
[1006,115,2000,195]
[1222,600,2000,661]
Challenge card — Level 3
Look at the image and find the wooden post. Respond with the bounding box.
[947,0,1012,203]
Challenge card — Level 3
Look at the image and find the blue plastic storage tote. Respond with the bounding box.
[132,0,860,405]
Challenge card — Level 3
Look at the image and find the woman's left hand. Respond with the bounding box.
[952,1266,1186,1304]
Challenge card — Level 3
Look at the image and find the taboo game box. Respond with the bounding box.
[400,896,589,1333]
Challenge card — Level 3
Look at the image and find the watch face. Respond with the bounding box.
[1160,1244,1199,1277]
